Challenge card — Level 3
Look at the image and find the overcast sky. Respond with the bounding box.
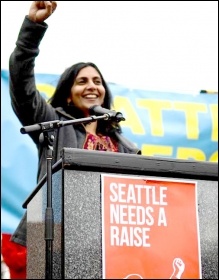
[1,1,218,94]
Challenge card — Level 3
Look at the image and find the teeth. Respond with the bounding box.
[84,95,97,98]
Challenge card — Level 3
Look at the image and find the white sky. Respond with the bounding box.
[1,1,218,94]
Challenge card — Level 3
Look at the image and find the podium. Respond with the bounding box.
[24,148,218,279]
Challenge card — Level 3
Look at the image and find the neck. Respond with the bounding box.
[85,121,98,135]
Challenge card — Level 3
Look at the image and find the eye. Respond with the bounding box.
[77,79,86,84]
[94,80,102,85]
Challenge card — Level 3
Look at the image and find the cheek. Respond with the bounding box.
[101,87,106,101]
[70,87,80,102]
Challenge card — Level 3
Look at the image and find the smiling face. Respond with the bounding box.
[68,66,106,116]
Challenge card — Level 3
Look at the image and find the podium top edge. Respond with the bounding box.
[61,148,218,179]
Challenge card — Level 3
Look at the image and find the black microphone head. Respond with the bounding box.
[89,105,125,122]
[89,105,112,116]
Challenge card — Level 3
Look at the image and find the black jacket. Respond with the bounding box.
[9,16,141,184]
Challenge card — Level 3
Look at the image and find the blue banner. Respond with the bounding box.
[1,69,218,234]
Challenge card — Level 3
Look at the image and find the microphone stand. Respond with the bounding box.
[20,113,120,279]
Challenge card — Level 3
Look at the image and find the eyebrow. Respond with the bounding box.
[76,76,101,80]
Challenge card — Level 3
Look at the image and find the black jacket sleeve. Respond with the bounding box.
[9,16,56,143]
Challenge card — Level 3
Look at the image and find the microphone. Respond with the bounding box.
[89,105,125,122]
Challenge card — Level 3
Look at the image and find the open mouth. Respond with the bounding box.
[83,94,99,99]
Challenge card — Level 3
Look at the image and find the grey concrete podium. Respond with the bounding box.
[24,148,218,279]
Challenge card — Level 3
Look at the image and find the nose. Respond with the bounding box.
[86,80,96,90]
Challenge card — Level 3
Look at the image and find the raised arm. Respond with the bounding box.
[9,1,58,137]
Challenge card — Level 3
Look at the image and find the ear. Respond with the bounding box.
[67,97,71,103]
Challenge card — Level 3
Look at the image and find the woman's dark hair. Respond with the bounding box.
[48,62,121,134]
